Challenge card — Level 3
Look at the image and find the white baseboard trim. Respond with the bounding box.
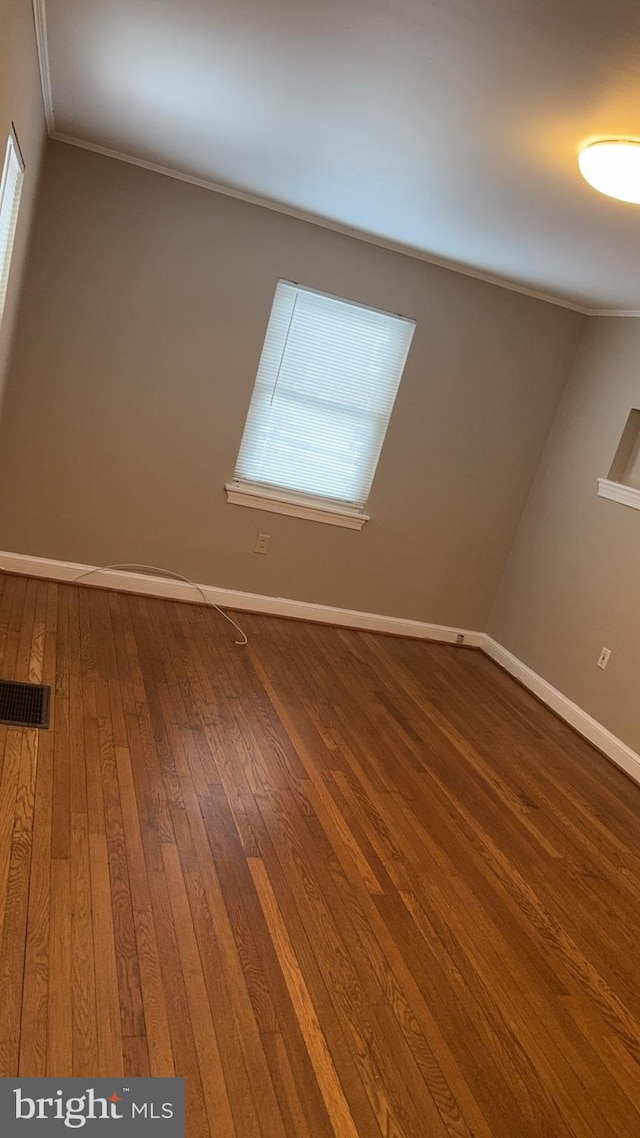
[2,549,638,783]
[482,636,640,785]
[0,549,484,646]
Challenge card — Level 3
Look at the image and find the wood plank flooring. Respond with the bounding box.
[0,572,639,1136]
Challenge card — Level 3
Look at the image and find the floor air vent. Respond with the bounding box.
[0,680,51,728]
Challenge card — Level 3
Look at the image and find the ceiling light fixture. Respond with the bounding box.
[578,139,640,204]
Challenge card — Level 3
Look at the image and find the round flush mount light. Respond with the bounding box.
[578,139,640,204]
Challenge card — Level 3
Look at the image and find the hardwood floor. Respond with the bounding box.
[0,572,639,1136]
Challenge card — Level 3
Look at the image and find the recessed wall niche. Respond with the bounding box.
[597,408,640,510]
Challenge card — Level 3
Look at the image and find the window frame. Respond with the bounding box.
[225,477,371,529]
[0,125,25,325]
[226,280,415,528]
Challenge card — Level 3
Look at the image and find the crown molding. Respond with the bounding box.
[32,0,54,133]
[32,3,640,319]
[50,131,597,315]
[586,309,640,318]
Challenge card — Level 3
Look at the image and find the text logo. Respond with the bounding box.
[0,1079,184,1135]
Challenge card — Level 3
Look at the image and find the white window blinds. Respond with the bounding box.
[233,281,415,510]
[0,129,25,324]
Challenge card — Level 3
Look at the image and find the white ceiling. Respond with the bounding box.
[37,0,640,312]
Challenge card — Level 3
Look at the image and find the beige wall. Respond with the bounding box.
[0,0,46,405]
[0,141,584,627]
[490,317,640,752]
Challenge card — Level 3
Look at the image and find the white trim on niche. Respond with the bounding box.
[225,481,369,529]
[597,477,640,511]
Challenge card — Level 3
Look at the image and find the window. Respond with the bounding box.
[0,128,25,324]
[226,280,415,529]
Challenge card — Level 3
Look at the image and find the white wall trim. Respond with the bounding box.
[29,4,640,318]
[482,636,640,785]
[49,131,595,316]
[589,310,640,318]
[31,0,55,134]
[2,548,639,782]
[225,482,369,529]
[0,549,483,646]
[596,477,640,511]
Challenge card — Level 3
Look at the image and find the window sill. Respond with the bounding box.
[597,477,640,511]
[225,482,370,529]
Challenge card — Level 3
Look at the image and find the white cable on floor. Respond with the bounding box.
[72,562,248,645]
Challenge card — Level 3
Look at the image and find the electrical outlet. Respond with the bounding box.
[254,533,270,555]
[596,647,611,670]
